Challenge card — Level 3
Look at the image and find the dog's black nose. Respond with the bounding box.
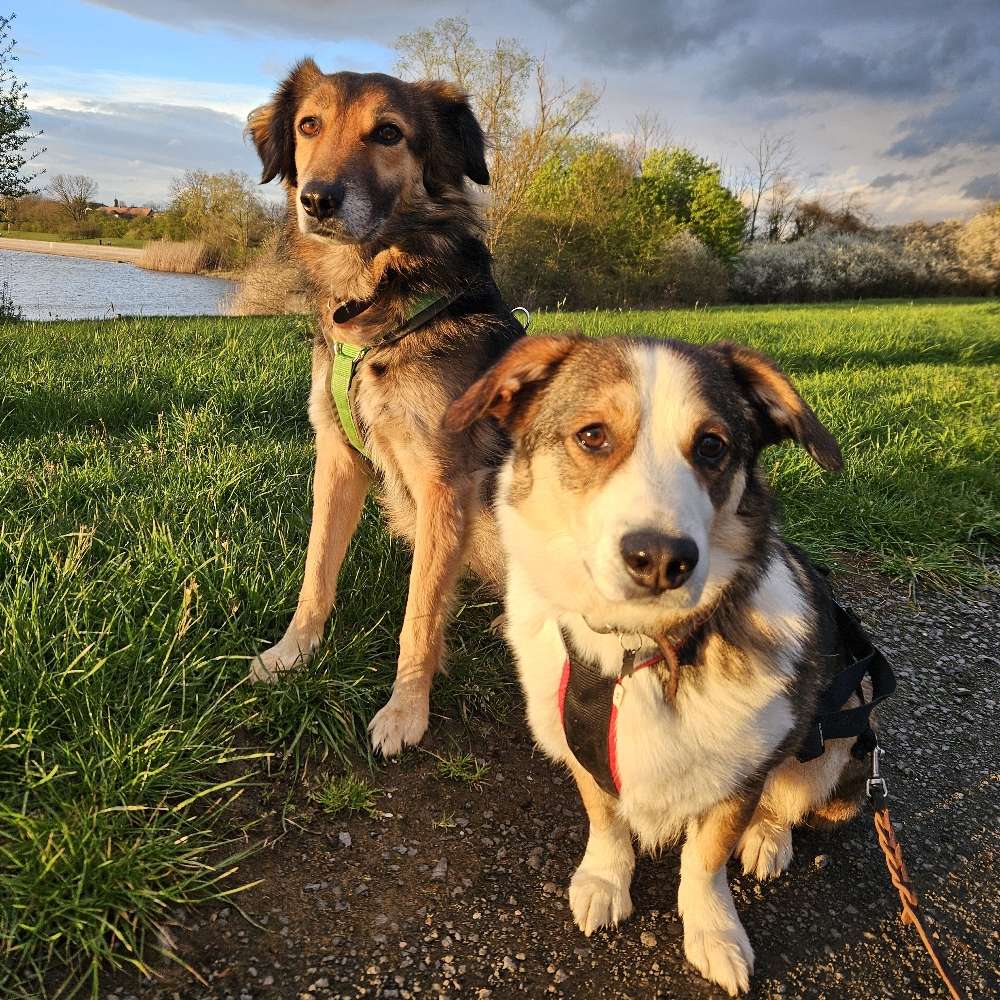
[620,531,699,593]
[299,180,345,220]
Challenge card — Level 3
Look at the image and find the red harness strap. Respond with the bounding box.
[559,653,663,794]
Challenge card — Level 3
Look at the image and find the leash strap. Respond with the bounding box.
[867,758,965,999]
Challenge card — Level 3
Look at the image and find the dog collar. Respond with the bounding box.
[324,291,459,459]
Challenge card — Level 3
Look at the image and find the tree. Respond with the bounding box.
[165,170,269,258]
[394,17,600,249]
[48,173,98,226]
[632,148,746,259]
[0,12,44,219]
[742,131,795,243]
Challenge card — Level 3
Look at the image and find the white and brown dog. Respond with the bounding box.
[446,335,873,995]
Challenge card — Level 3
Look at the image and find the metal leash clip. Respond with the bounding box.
[866,744,888,800]
[512,306,531,330]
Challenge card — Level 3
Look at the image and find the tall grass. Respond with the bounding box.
[138,240,217,275]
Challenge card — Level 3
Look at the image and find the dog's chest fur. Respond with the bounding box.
[505,553,808,848]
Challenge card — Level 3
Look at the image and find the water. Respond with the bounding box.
[0,249,236,320]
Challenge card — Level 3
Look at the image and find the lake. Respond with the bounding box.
[0,249,236,321]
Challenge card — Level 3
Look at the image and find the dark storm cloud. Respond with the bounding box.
[887,92,1000,158]
[869,173,912,190]
[712,21,988,100]
[529,0,749,66]
[961,173,1000,201]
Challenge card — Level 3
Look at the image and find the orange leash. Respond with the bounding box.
[867,749,966,1000]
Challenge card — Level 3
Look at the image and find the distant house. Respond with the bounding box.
[97,198,155,220]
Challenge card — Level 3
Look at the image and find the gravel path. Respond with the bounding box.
[100,572,999,1000]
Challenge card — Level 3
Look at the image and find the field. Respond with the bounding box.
[0,300,997,996]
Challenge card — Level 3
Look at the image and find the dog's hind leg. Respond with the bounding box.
[678,795,759,996]
[369,478,470,755]
[566,761,635,936]
[252,353,369,682]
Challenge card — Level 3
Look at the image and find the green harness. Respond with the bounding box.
[326,294,530,460]
[326,292,458,459]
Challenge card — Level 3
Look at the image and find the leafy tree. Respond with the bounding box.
[0,13,43,218]
[687,170,746,260]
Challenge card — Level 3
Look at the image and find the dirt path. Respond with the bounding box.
[0,236,144,264]
[100,573,999,1000]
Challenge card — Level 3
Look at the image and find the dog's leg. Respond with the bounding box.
[678,795,758,996]
[368,479,469,755]
[252,384,369,682]
[566,760,635,936]
[737,802,794,881]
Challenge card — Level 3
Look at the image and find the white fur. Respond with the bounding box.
[496,342,847,995]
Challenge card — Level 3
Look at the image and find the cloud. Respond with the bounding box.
[31,100,265,204]
[869,172,912,190]
[961,173,1000,201]
[86,0,456,39]
[529,0,750,66]
[887,91,1000,158]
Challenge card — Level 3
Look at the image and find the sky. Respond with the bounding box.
[14,0,1000,222]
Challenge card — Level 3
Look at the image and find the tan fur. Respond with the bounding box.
[248,63,520,756]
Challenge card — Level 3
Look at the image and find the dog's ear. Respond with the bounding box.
[247,58,324,185]
[445,336,578,432]
[417,81,490,192]
[712,342,843,471]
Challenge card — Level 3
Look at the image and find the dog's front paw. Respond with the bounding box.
[250,631,319,683]
[684,921,754,996]
[569,867,633,936]
[738,822,793,881]
[368,685,430,757]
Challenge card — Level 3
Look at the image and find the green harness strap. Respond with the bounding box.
[328,294,529,461]
[328,292,454,460]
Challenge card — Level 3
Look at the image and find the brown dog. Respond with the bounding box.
[246,59,521,754]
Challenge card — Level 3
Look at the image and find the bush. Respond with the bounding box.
[658,232,729,305]
[731,227,996,303]
[956,204,1000,291]
[228,234,306,315]
[138,240,219,274]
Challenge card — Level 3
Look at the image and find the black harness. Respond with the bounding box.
[559,600,896,798]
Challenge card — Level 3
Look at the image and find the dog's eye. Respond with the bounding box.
[298,117,321,137]
[695,433,728,463]
[373,123,403,145]
[575,424,609,452]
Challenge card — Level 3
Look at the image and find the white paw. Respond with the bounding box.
[569,867,633,937]
[368,685,430,757]
[684,921,754,996]
[739,822,793,881]
[250,631,319,683]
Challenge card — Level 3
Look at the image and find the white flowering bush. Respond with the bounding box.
[956,204,1000,291]
[731,225,996,303]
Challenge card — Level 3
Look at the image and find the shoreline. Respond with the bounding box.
[0,237,144,264]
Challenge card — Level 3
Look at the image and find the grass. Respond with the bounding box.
[308,774,380,818]
[0,300,996,996]
[138,240,214,275]
[432,750,492,788]
[2,230,146,249]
